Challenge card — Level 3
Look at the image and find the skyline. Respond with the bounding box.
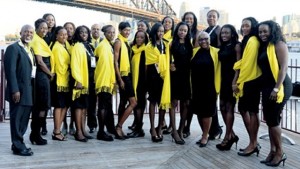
[0,0,300,37]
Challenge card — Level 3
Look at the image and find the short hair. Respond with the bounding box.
[207,9,220,19]
[34,18,47,30]
[101,25,114,34]
[118,21,131,31]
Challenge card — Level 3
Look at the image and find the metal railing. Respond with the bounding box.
[0,49,5,122]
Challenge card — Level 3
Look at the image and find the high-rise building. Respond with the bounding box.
[199,7,229,28]
[179,1,191,18]
[282,14,300,40]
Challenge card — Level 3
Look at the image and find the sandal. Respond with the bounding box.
[52,132,67,141]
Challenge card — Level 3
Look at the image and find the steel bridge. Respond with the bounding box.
[32,0,178,22]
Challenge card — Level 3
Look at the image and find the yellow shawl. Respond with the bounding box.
[66,41,73,54]
[30,32,54,73]
[192,46,221,94]
[94,38,116,95]
[145,42,171,110]
[233,36,261,98]
[131,44,146,99]
[52,41,70,92]
[163,30,172,43]
[267,43,284,103]
[118,34,131,76]
[71,42,89,100]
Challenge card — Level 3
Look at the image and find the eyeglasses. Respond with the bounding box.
[198,38,209,42]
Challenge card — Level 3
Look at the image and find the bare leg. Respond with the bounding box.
[170,100,181,141]
[75,109,84,139]
[198,116,212,144]
[268,125,284,165]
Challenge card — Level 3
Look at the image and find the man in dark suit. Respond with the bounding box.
[4,25,35,156]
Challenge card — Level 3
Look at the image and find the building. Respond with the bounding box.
[282,14,300,40]
[179,1,191,18]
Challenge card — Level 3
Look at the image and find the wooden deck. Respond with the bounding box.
[0,114,299,169]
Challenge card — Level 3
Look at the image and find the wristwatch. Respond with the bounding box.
[273,88,279,92]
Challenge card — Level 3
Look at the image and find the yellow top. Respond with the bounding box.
[163,30,172,43]
[30,32,54,73]
[94,38,116,94]
[267,43,284,103]
[192,46,221,94]
[233,36,261,98]
[117,34,131,76]
[145,41,171,110]
[71,42,89,100]
[51,41,70,92]
[131,44,146,99]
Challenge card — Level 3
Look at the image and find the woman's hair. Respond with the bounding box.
[181,12,198,38]
[63,22,76,31]
[240,17,258,37]
[257,20,286,44]
[161,16,175,36]
[207,9,220,18]
[34,18,47,30]
[132,30,149,46]
[50,26,66,50]
[102,25,114,33]
[219,24,239,46]
[118,21,131,31]
[149,22,163,47]
[72,25,92,43]
[138,20,151,35]
[42,13,56,33]
[171,22,193,56]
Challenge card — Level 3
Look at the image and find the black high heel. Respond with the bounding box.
[237,146,260,157]
[150,128,162,142]
[74,134,88,142]
[265,153,287,167]
[216,135,239,151]
[260,152,275,164]
[171,133,185,145]
[239,143,261,152]
[29,133,47,145]
[208,127,223,140]
[115,125,126,140]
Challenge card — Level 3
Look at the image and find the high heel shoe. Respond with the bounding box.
[239,143,261,152]
[216,135,239,151]
[265,153,287,167]
[171,133,185,145]
[237,146,260,157]
[29,133,47,145]
[115,125,126,140]
[163,126,172,135]
[52,132,67,141]
[74,134,88,142]
[208,127,223,140]
[150,128,162,142]
[260,152,275,164]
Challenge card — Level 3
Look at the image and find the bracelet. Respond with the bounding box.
[273,88,279,92]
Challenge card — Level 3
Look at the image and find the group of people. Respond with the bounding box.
[4,10,292,167]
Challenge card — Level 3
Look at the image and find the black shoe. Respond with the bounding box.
[11,145,31,152]
[74,134,88,142]
[163,126,172,135]
[265,153,287,167]
[208,127,223,140]
[237,146,260,157]
[171,133,185,145]
[89,128,95,133]
[239,143,261,152]
[97,131,114,141]
[182,127,190,138]
[260,152,275,164]
[41,128,48,136]
[84,133,94,139]
[127,130,145,138]
[199,139,209,148]
[12,148,33,156]
[216,135,239,151]
[29,133,47,145]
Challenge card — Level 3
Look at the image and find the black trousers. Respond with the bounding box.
[9,103,31,151]
[87,82,97,129]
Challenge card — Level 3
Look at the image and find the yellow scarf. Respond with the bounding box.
[233,36,261,98]
[66,41,73,54]
[71,42,89,100]
[118,34,131,76]
[267,43,284,103]
[145,42,171,110]
[131,44,146,99]
[52,41,70,92]
[30,32,54,73]
[163,30,172,43]
[94,38,116,94]
[192,47,221,94]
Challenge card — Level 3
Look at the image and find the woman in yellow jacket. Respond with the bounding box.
[94,25,116,141]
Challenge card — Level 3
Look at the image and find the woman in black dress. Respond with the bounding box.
[191,32,220,147]
[257,20,292,167]
[216,24,241,150]
[169,22,193,144]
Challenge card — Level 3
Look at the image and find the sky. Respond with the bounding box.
[0,0,299,38]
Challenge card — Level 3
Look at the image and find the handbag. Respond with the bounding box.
[292,81,300,97]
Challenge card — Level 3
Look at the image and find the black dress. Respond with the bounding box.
[171,42,192,100]
[191,48,217,118]
[218,43,237,104]
[205,25,220,48]
[135,51,147,110]
[258,46,292,127]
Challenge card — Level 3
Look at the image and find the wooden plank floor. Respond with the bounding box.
[0,113,299,169]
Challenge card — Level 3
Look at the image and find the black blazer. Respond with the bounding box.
[4,41,34,106]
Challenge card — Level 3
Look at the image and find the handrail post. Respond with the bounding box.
[0,49,5,122]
